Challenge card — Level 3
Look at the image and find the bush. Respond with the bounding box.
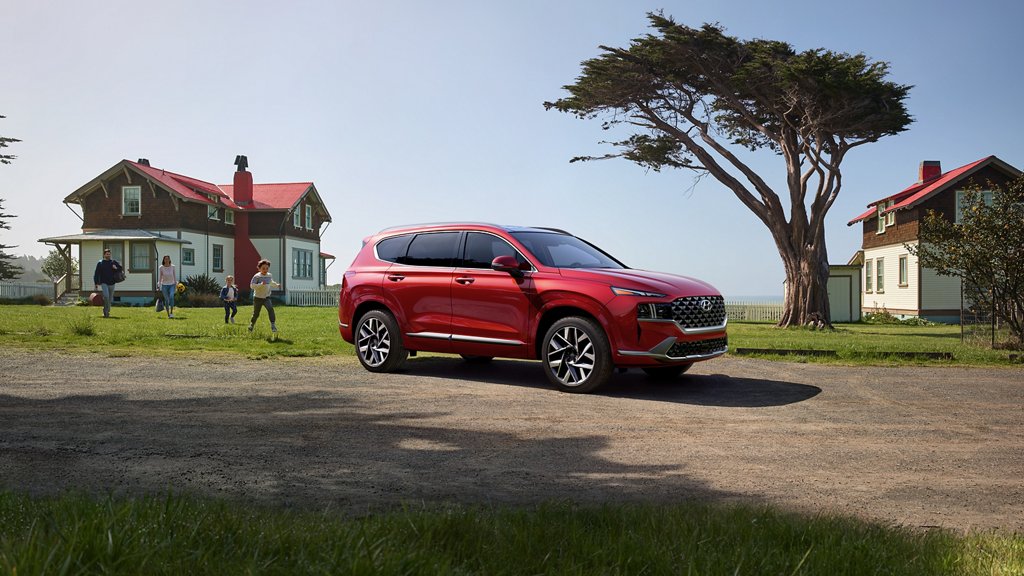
[864,309,934,326]
[185,293,223,308]
[185,273,222,295]
[0,294,52,306]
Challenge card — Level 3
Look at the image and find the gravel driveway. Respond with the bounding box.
[1,349,1021,532]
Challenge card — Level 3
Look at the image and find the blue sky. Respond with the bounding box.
[3,0,1022,297]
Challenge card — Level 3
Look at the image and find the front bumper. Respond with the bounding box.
[618,335,728,363]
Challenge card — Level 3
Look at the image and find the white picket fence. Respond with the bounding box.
[725,300,785,323]
[288,289,340,307]
[0,281,52,300]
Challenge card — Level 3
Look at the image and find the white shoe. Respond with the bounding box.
[271,324,277,333]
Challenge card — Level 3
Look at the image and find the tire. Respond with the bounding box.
[642,363,693,379]
[354,310,407,373]
[541,316,613,393]
[459,355,494,364]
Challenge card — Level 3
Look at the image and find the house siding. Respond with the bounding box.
[285,237,322,291]
[862,242,919,315]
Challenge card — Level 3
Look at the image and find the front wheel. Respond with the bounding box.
[541,316,612,393]
[355,310,407,373]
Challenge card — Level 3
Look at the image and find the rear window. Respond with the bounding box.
[397,232,461,267]
[375,235,413,263]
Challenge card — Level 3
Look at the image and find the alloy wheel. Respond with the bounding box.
[546,325,596,387]
[357,317,391,367]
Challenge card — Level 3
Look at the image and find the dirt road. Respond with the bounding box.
[1,349,1021,532]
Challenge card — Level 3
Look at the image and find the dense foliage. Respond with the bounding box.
[40,248,79,280]
[911,177,1024,347]
[546,13,912,327]
[0,115,22,280]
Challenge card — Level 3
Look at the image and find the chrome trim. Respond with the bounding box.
[339,322,349,329]
[618,336,729,362]
[638,317,729,335]
[405,332,524,346]
[451,334,524,346]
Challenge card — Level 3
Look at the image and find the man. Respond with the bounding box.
[93,248,122,317]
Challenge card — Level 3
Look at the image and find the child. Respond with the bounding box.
[248,259,281,333]
[220,275,239,324]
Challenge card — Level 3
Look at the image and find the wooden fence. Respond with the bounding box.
[0,281,52,300]
[724,300,784,323]
[288,289,340,307]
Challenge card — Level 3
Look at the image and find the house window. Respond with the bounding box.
[876,257,885,293]
[122,186,141,216]
[876,204,886,234]
[885,200,895,226]
[305,205,313,230]
[225,210,234,225]
[130,242,151,272]
[955,190,994,223]
[898,255,908,287]
[103,242,124,266]
[208,205,220,220]
[865,259,873,293]
[292,248,313,279]
[293,209,301,228]
[212,244,224,272]
[182,248,195,266]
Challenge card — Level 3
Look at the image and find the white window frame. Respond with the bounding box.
[305,205,313,231]
[129,242,151,272]
[104,242,124,265]
[955,190,994,223]
[898,255,908,287]
[876,204,886,234]
[876,257,885,293]
[208,205,220,220]
[122,186,141,216]
[292,248,313,279]
[293,209,301,228]
[182,248,195,266]
[225,210,234,225]
[885,200,895,226]
[212,244,224,272]
[865,259,873,293]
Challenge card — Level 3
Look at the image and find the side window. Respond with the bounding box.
[375,235,413,263]
[462,232,526,269]
[399,232,460,267]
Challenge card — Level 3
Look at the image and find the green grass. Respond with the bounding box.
[727,322,1020,366]
[0,305,1020,365]
[0,304,352,360]
[0,493,1020,576]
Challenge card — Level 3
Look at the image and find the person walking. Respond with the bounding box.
[248,259,281,333]
[157,255,178,319]
[220,275,239,324]
[92,248,123,318]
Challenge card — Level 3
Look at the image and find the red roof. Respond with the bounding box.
[221,183,314,210]
[129,161,227,206]
[848,156,999,225]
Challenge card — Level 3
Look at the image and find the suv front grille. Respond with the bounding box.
[649,296,726,329]
[667,336,728,359]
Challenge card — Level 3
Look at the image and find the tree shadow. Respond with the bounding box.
[0,391,751,513]
[402,357,820,407]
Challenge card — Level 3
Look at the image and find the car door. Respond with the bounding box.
[386,231,460,352]
[449,231,536,358]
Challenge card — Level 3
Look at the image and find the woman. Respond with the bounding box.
[157,255,178,319]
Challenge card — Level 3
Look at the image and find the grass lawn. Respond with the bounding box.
[1,493,1021,576]
[0,304,1020,365]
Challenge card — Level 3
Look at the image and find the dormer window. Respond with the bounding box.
[208,205,220,220]
[122,186,141,216]
[225,209,234,225]
[305,205,313,230]
[293,208,301,228]
[876,204,886,234]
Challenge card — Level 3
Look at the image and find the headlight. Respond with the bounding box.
[610,286,667,298]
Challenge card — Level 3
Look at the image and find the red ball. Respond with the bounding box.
[89,292,104,306]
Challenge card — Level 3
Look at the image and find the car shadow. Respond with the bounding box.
[401,357,820,408]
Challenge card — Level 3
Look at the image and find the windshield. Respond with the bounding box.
[510,231,626,269]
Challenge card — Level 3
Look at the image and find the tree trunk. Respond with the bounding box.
[777,228,832,328]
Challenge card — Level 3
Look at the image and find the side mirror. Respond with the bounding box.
[491,255,528,277]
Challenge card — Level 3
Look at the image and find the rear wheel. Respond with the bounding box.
[642,363,693,379]
[355,310,407,373]
[541,316,612,393]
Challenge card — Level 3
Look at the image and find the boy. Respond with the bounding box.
[248,259,281,333]
[220,275,239,324]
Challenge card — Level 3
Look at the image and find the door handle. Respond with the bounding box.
[455,277,475,285]
[387,274,405,282]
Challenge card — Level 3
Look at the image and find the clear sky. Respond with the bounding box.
[2,0,1022,297]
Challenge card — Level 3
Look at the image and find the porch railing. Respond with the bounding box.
[53,273,82,303]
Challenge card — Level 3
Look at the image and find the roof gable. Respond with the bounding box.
[848,156,1021,225]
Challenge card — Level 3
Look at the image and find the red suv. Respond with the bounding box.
[338,223,727,393]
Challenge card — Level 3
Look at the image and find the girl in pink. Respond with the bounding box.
[157,255,178,318]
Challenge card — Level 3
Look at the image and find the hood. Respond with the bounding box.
[558,268,720,297]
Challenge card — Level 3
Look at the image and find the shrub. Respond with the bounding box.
[864,309,934,326]
[185,293,223,308]
[0,294,53,305]
[185,273,222,295]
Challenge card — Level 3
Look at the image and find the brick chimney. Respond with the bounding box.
[919,160,941,183]
[233,155,253,205]
[230,154,261,289]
